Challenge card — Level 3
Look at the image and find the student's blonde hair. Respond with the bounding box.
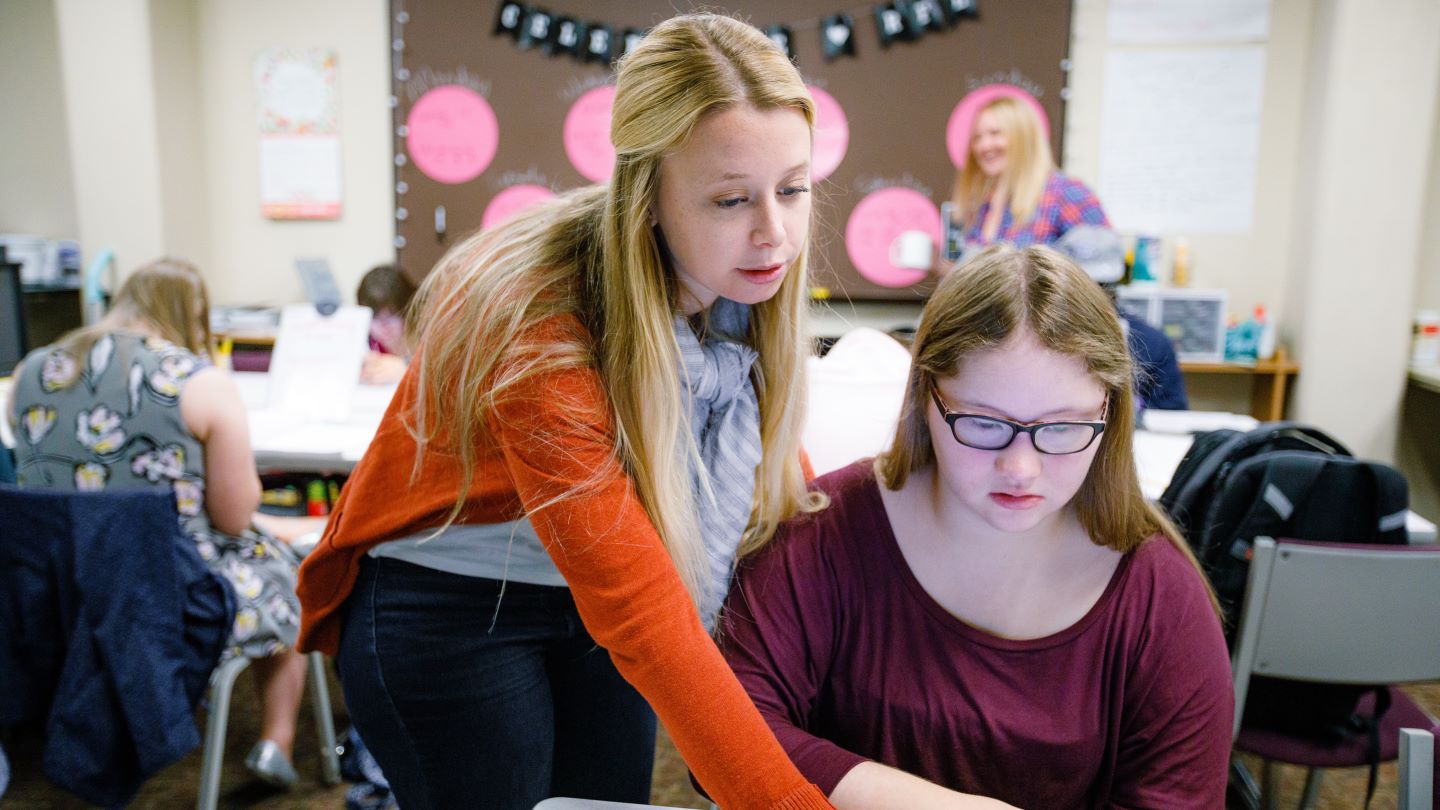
[950,96,1055,233]
[56,257,212,360]
[878,246,1219,614]
[408,13,823,612]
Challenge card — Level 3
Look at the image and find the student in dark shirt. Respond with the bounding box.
[1123,312,1189,410]
[722,245,1232,809]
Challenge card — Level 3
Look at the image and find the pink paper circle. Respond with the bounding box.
[809,86,849,182]
[844,187,941,288]
[564,86,616,183]
[481,184,556,230]
[406,85,499,184]
[946,85,1050,170]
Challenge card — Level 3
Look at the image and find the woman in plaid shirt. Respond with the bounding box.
[950,95,1108,249]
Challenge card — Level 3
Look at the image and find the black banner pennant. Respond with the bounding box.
[942,0,980,23]
[551,16,586,58]
[765,24,796,61]
[820,14,856,61]
[494,1,525,39]
[874,4,911,47]
[517,8,553,50]
[584,24,614,63]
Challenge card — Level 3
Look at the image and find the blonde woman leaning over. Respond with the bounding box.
[295,13,833,810]
[722,246,1232,808]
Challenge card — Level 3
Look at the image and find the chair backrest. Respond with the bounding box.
[1230,537,1440,739]
[0,484,234,806]
[1399,726,1436,810]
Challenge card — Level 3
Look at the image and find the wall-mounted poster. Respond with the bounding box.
[255,49,342,220]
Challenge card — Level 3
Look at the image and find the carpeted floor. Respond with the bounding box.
[5,673,1436,809]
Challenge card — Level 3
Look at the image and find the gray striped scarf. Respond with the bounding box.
[675,298,762,631]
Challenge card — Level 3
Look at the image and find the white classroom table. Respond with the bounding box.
[233,371,396,473]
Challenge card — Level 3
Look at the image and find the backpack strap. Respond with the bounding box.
[1200,453,1329,565]
[1367,464,1411,543]
[1161,429,1246,533]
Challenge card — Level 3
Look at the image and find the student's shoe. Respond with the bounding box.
[244,739,298,789]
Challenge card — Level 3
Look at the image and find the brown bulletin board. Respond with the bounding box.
[389,0,1074,300]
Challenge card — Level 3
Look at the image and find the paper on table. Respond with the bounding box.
[266,305,371,423]
[1140,409,1260,434]
[1134,430,1196,500]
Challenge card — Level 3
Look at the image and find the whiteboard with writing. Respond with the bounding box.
[1098,47,1266,234]
[1107,0,1270,44]
[266,304,372,422]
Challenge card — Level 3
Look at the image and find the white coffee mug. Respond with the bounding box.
[889,230,934,270]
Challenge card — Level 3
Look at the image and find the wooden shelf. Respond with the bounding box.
[1180,346,1300,421]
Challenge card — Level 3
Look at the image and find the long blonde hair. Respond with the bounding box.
[56,257,212,360]
[408,13,823,611]
[878,246,1219,613]
[951,96,1055,233]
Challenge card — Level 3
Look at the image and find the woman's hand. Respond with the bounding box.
[360,351,408,385]
[831,763,1020,810]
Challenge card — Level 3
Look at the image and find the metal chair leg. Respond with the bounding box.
[1261,760,1283,810]
[306,651,343,786]
[1297,768,1324,810]
[197,656,251,810]
[1231,758,1263,810]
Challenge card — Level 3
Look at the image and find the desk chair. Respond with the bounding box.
[1400,725,1437,810]
[1230,537,1440,809]
[196,528,341,810]
[197,650,341,809]
[0,486,232,806]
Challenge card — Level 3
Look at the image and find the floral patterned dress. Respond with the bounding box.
[10,332,300,660]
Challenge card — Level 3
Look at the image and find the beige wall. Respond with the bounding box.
[150,0,211,270]
[10,0,391,301]
[1417,106,1440,314]
[197,0,392,306]
[1286,0,1440,458]
[54,0,171,277]
[1066,0,1314,331]
[0,0,78,239]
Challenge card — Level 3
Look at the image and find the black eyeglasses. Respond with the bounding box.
[930,384,1107,455]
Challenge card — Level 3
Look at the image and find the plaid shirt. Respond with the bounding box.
[964,172,1109,248]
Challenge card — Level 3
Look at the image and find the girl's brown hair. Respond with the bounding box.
[878,245,1219,612]
[58,257,211,359]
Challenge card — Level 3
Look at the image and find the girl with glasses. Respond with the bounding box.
[294,13,831,810]
[721,245,1232,808]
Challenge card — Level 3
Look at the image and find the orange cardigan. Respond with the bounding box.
[296,316,830,810]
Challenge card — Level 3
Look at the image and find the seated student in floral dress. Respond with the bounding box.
[8,258,309,789]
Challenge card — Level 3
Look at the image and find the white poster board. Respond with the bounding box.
[266,304,371,422]
[1108,0,1270,43]
[1098,46,1266,234]
[255,49,342,220]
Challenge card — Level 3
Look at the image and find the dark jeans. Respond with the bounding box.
[337,557,657,810]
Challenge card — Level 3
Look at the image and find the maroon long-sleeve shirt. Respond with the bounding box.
[720,461,1233,809]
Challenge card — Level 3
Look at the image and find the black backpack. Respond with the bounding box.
[1159,422,1410,803]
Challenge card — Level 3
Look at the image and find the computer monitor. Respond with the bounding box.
[0,260,28,376]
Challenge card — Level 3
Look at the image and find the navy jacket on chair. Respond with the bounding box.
[0,486,234,808]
